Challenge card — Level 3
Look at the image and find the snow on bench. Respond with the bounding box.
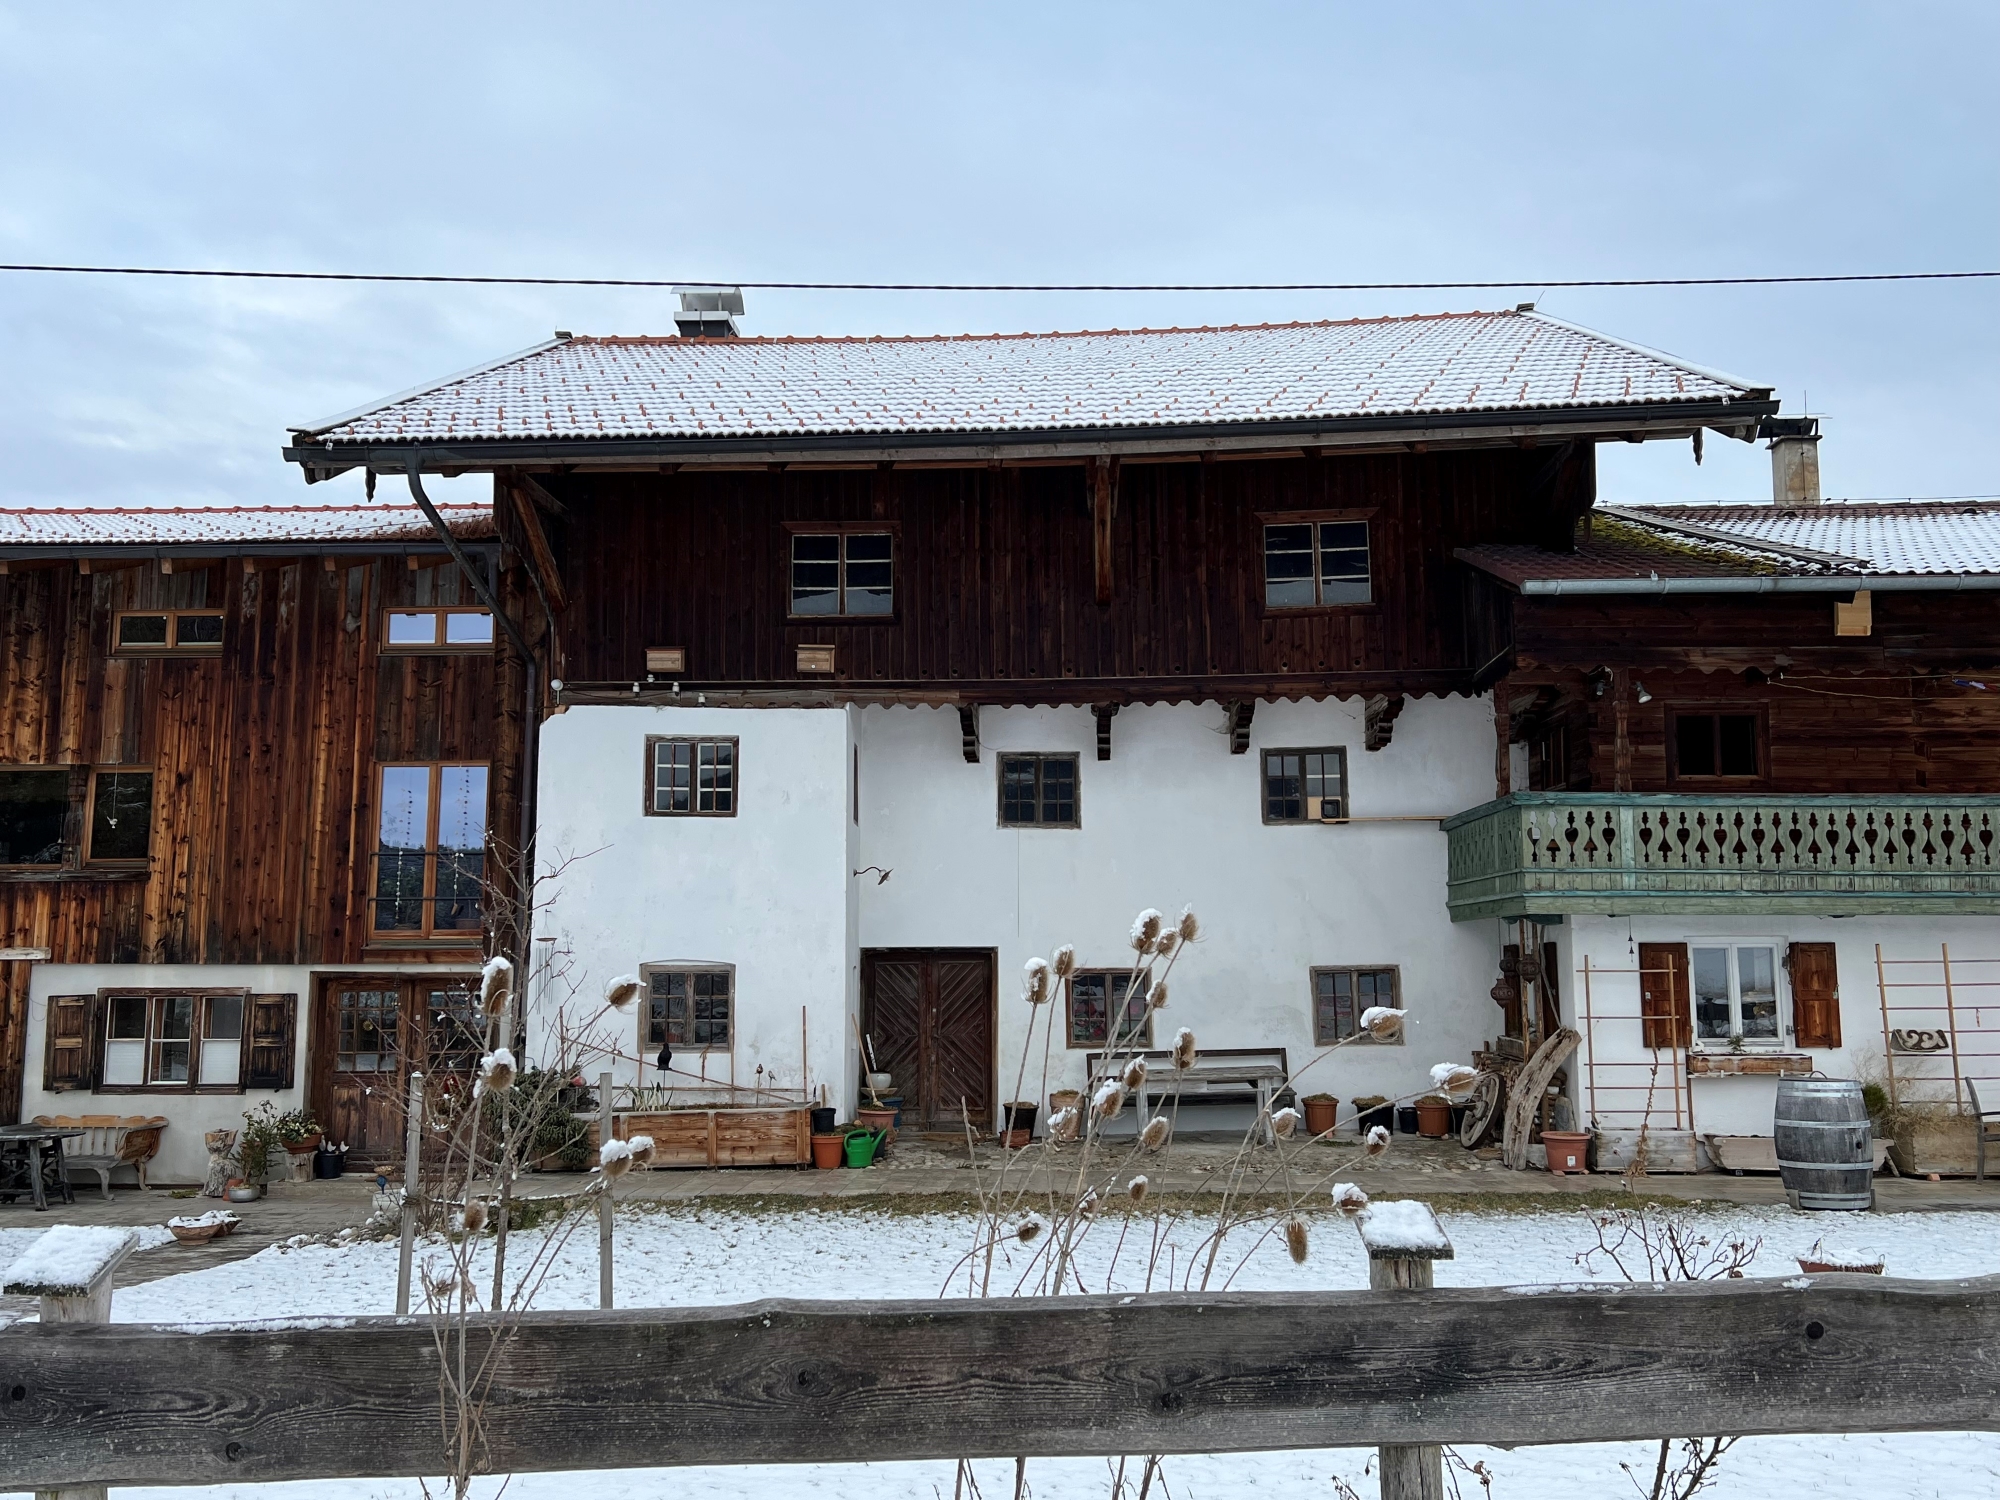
[1355,1200,1454,1262]
[3,1225,138,1298]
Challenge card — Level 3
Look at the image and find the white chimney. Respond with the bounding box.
[673,287,744,339]
[1766,416,1821,506]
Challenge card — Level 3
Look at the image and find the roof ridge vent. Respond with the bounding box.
[673,287,744,339]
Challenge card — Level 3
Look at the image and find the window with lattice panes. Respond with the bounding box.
[644,967,734,1052]
[646,737,737,817]
[1312,966,1399,1045]
[1066,970,1151,1048]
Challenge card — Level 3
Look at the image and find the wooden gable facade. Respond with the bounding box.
[0,540,531,1121]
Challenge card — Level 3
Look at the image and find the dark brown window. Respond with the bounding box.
[646,737,737,816]
[101,992,244,1090]
[1000,754,1078,828]
[1669,711,1763,781]
[1263,748,1347,822]
[1067,969,1151,1048]
[1312,966,1399,1045]
[1,767,152,869]
[87,770,153,863]
[1264,520,1371,608]
[790,532,893,618]
[643,966,734,1051]
[0,769,71,866]
[371,763,488,940]
[111,609,224,656]
[382,607,494,653]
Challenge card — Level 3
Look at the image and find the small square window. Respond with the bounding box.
[790,532,895,618]
[1067,970,1152,1048]
[644,966,734,1052]
[999,754,1079,828]
[117,613,170,649]
[112,610,224,656]
[1262,748,1346,823]
[1264,519,1372,608]
[382,608,493,653]
[647,737,738,816]
[1670,711,1763,781]
[1312,966,1400,1045]
[175,612,225,647]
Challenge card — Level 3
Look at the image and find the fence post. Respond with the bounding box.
[6,1225,136,1500]
[599,1069,615,1310]
[1353,1202,1455,1500]
[395,1070,425,1316]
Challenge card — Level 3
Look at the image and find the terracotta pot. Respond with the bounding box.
[1301,1096,1339,1138]
[1415,1098,1452,1138]
[286,1132,323,1156]
[1543,1130,1592,1175]
[810,1133,845,1170]
[855,1106,898,1144]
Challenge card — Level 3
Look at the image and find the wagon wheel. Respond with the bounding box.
[1460,1072,1504,1148]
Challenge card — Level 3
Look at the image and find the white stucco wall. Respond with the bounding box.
[19,964,314,1185]
[1557,913,2000,1138]
[531,704,856,1110]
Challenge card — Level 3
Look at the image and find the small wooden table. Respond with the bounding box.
[1086,1047,1290,1144]
[0,1125,85,1211]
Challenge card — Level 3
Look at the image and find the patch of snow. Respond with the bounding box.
[165,1211,239,1230]
[1,1225,136,1295]
[1784,1277,1814,1289]
[1356,1199,1452,1258]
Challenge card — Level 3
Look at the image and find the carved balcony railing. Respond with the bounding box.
[1442,793,2000,921]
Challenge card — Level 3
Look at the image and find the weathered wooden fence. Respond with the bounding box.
[6,1274,1998,1488]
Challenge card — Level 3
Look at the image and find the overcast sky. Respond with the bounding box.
[1,2,1992,512]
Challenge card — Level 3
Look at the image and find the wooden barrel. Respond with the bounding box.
[1773,1079,1874,1211]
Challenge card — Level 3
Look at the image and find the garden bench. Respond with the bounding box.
[30,1115,168,1199]
[1085,1047,1289,1144]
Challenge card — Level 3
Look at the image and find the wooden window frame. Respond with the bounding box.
[1310,966,1402,1046]
[95,989,250,1095]
[1261,747,1349,824]
[1257,509,1378,614]
[1665,706,1769,787]
[782,523,900,623]
[1065,969,1152,1050]
[368,761,489,944]
[997,753,1081,829]
[0,766,152,875]
[379,606,497,655]
[643,736,740,818]
[639,962,736,1055]
[110,608,226,657]
[83,766,155,868]
[1686,937,1789,1049]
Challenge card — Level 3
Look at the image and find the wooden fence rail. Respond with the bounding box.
[5,1275,1999,1488]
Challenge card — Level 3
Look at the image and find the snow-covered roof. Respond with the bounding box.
[0,503,495,550]
[291,310,1769,449]
[1619,500,2000,576]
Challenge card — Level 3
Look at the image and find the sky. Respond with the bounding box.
[0,1,1993,513]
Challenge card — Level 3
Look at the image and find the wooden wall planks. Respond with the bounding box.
[0,556,521,1121]
[552,448,1568,697]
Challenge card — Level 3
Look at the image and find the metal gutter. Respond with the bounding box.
[1518,574,2000,595]
[281,396,1779,481]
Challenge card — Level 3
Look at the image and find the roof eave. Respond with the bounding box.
[1499,573,2000,596]
[282,395,1780,482]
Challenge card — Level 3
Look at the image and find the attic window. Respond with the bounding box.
[382,608,495,652]
[113,610,224,655]
[1670,711,1764,782]
[1263,520,1371,608]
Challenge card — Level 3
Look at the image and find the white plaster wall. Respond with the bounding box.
[1559,913,2000,1137]
[19,963,313,1185]
[854,697,1500,1130]
[531,705,854,1111]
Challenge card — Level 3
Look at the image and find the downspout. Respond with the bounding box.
[404,458,540,988]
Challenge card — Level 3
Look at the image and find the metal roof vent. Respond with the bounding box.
[673,287,744,339]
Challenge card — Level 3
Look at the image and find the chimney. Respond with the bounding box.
[1764,415,1821,506]
[673,286,744,338]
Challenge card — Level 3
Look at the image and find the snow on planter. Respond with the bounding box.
[1355,1200,1454,1261]
[3,1225,138,1296]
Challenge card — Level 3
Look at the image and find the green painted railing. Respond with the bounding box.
[1443,792,2000,921]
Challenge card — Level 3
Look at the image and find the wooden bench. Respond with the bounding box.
[31,1115,168,1199]
[1085,1047,1289,1144]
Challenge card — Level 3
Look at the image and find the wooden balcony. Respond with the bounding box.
[1443,793,2000,921]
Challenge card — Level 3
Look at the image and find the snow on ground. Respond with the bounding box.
[5,1201,1996,1499]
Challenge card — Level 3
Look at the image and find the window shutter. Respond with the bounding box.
[42,994,98,1092]
[1637,943,1691,1049]
[245,994,298,1090]
[1788,943,1842,1050]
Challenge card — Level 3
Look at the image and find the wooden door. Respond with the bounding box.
[1637,943,1692,1050]
[861,950,995,1130]
[316,980,408,1164]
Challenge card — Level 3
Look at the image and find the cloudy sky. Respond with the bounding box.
[0,2,1992,511]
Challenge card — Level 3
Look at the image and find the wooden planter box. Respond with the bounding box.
[1888,1114,1980,1177]
[586,1107,811,1169]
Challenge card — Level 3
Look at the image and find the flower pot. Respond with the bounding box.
[999,1101,1039,1148]
[864,1071,893,1094]
[844,1127,885,1167]
[224,1181,263,1204]
[313,1144,347,1179]
[811,1133,845,1169]
[286,1132,323,1157]
[1543,1129,1592,1175]
[1395,1105,1421,1136]
[1353,1096,1392,1134]
[1301,1095,1339,1138]
[1415,1097,1452,1138]
[855,1106,898,1144]
[810,1106,837,1135]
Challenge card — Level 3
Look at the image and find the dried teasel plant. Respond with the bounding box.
[1051,944,1077,979]
[1049,1105,1081,1142]
[1092,1079,1128,1122]
[1130,907,1164,952]
[597,1138,635,1179]
[1148,979,1170,1010]
[1284,1218,1309,1264]
[1361,1004,1407,1043]
[1270,1106,1302,1139]
[1430,1062,1480,1102]
[1140,1114,1171,1151]
[627,1134,657,1167]
[477,1048,516,1094]
[1172,1027,1198,1071]
[1023,956,1052,1005]
[603,974,643,1010]
[1121,1057,1148,1091]
[1126,1174,1150,1204]
[1331,1181,1369,1216]
[1176,905,1199,942]
[1016,1217,1046,1244]
[479,955,514,1016]
[1363,1125,1391,1157]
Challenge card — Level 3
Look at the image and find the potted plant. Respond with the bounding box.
[1352,1095,1392,1134]
[1301,1093,1339,1137]
[234,1103,286,1196]
[1000,1101,1039,1149]
[275,1106,322,1157]
[1414,1094,1452,1138]
[810,1130,845,1169]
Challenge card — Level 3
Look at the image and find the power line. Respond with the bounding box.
[0,263,1997,293]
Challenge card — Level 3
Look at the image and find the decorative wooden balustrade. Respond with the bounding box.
[1443,793,2000,921]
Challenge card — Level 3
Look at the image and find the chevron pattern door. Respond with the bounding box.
[861,950,995,1131]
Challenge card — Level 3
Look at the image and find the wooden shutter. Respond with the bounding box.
[245,994,298,1090]
[1788,942,1842,1050]
[42,994,98,1092]
[1637,943,1691,1050]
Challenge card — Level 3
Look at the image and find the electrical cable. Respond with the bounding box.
[0,264,1997,293]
